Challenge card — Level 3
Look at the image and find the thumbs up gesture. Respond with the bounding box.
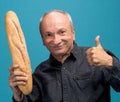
[86,35,113,67]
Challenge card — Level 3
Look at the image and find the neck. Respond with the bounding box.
[53,53,70,63]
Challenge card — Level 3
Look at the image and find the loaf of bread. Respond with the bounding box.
[5,11,32,95]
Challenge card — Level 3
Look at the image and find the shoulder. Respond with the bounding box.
[72,43,90,60]
[74,43,90,51]
[34,59,50,73]
[74,44,90,54]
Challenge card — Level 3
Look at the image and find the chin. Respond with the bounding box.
[53,51,69,57]
[51,51,63,55]
[54,52,64,56]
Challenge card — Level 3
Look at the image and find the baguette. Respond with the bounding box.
[5,11,32,95]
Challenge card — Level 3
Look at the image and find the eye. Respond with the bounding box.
[59,30,66,35]
[46,33,51,36]
[44,32,53,37]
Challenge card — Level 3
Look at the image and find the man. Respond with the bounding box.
[9,10,120,102]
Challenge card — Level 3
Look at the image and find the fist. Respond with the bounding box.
[86,35,113,67]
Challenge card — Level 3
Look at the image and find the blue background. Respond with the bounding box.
[0,0,120,102]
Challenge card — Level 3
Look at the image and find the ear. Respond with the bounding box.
[43,42,45,46]
[42,39,45,46]
[73,31,75,41]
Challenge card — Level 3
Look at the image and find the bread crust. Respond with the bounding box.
[5,11,32,95]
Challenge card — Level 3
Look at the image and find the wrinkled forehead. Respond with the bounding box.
[40,10,72,21]
[41,12,70,25]
[39,10,74,34]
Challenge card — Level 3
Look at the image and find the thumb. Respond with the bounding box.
[95,35,102,48]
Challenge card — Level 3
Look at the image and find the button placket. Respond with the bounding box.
[61,65,69,102]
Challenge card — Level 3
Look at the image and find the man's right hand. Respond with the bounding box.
[9,64,28,101]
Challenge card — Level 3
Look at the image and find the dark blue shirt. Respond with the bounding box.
[13,43,120,102]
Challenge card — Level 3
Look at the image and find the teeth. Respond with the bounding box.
[49,42,66,48]
[58,42,64,47]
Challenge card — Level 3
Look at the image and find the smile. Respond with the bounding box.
[48,42,66,48]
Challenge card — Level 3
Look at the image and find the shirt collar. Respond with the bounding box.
[49,43,78,67]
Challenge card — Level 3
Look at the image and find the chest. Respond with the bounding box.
[41,60,104,102]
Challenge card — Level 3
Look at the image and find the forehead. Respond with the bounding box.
[41,12,70,26]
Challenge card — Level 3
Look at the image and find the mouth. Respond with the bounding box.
[49,42,67,49]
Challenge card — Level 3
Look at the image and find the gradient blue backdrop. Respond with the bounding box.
[0,0,120,102]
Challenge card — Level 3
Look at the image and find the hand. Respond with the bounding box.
[9,64,28,101]
[86,35,113,67]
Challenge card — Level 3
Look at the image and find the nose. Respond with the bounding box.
[53,34,61,44]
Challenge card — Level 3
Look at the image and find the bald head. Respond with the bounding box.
[39,10,74,35]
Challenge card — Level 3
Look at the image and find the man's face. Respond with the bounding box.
[40,12,75,57]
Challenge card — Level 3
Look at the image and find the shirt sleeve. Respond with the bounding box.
[104,50,120,92]
[12,96,27,102]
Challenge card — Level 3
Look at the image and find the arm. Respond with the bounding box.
[86,36,120,91]
[105,52,120,92]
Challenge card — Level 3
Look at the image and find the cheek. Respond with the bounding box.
[67,30,75,39]
[67,34,75,42]
[43,39,53,50]
[42,37,51,45]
